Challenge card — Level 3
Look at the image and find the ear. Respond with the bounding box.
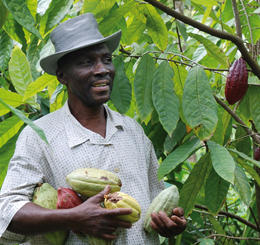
[56,69,67,85]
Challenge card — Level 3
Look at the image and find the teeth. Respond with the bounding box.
[93,83,107,87]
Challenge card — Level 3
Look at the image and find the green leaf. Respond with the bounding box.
[189,33,228,67]
[2,14,26,47]
[208,141,235,184]
[0,98,48,144]
[232,153,260,187]
[125,14,146,45]
[9,46,33,96]
[26,0,37,20]
[99,1,135,36]
[0,88,24,116]
[249,86,260,132]
[163,120,186,154]
[0,0,8,28]
[179,153,211,216]
[182,66,218,140]
[0,115,24,148]
[82,0,116,18]
[205,168,230,215]
[211,106,231,145]
[144,5,168,50]
[229,148,260,169]
[158,137,201,180]
[235,125,251,156]
[176,20,188,41]
[191,0,218,7]
[2,0,41,39]
[134,54,155,121]
[40,0,73,34]
[0,134,19,187]
[0,29,13,71]
[198,238,215,245]
[152,61,180,136]
[27,36,43,80]
[234,165,251,206]
[23,74,58,101]
[110,56,132,114]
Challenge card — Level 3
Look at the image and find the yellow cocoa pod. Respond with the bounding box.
[104,192,141,223]
[66,168,122,197]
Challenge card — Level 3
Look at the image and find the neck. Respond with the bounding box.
[67,98,107,138]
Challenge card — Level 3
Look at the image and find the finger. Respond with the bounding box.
[158,211,177,228]
[90,185,111,202]
[170,215,187,229]
[151,212,165,230]
[172,207,184,217]
[106,207,133,216]
[102,233,117,240]
[150,218,165,235]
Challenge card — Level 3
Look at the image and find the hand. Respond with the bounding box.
[150,207,187,237]
[69,185,132,240]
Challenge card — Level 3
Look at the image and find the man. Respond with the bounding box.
[0,13,186,244]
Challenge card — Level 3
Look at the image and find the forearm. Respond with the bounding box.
[7,202,73,235]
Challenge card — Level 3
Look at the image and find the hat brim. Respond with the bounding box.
[40,30,121,75]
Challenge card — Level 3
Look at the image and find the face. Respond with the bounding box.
[57,44,115,107]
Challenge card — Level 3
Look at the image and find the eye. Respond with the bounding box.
[78,58,93,66]
[103,55,112,64]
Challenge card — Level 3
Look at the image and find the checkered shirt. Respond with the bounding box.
[0,101,164,245]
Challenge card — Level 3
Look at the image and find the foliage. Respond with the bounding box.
[1,0,260,244]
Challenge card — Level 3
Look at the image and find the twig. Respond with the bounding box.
[232,0,242,38]
[142,0,260,80]
[194,204,258,231]
[249,206,260,231]
[193,234,260,244]
[213,95,260,145]
[239,0,254,57]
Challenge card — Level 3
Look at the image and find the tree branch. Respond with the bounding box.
[194,204,259,231]
[143,0,260,80]
[214,95,260,145]
[232,0,242,38]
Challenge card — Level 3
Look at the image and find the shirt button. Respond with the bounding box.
[114,168,120,173]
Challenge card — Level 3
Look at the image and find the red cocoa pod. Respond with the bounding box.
[57,187,83,209]
[225,58,248,105]
[254,147,260,161]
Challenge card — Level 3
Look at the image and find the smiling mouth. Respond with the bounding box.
[92,81,109,87]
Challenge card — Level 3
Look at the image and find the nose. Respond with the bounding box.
[93,60,109,76]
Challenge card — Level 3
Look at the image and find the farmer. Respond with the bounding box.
[0,13,186,244]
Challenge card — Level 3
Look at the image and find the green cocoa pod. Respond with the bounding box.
[143,185,179,233]
[87,235,113,245]
[32,183,68,245]
[66,168,122,197]
[104,192,141,223]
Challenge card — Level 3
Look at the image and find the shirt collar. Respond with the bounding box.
[62,101,124,148]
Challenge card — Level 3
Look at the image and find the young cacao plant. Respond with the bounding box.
[225,57,248,105]
[32,183,68,245]
[143,185,179,234]
[66,168,122,197]
[104,192,141,223]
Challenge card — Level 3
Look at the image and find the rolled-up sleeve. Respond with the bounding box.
[0,126,45,239]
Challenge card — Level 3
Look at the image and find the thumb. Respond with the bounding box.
[90,185,111,203]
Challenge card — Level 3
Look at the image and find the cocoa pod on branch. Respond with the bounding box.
[225,58,248,105]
